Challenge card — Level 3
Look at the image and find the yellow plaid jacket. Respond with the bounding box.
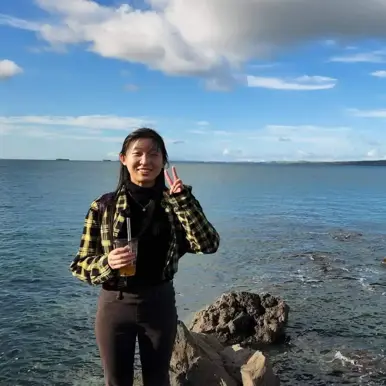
[70,185,220,286]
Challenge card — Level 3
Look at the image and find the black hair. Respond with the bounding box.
[116,127,169,193]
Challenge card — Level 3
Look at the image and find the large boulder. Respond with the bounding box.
[168,321,280,386]
[169,321,238,386]
[189,292,289,347]
[241,351,280,386]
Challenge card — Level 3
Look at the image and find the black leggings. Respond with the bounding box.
[95,281,177,386]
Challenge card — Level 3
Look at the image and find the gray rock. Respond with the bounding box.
[189,292,289,347]
[330,231,362,242]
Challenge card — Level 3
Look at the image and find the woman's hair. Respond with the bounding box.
[116,127,169,192]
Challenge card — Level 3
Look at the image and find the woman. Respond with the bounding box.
[70,128,220,386]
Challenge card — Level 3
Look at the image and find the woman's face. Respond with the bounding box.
[120,138,164,187]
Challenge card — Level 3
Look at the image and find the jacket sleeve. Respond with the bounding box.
[70,200,116,285]
[168,185,220,254]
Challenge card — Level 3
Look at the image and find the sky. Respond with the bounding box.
[2,1,386,162]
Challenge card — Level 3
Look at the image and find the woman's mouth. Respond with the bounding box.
[138,168,152,174]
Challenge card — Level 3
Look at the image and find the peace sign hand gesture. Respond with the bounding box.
[165,166,184,194]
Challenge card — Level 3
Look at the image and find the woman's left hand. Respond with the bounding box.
[165,166,184,194]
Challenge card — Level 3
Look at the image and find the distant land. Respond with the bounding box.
[1,159,386,166]
[261,160,386,166]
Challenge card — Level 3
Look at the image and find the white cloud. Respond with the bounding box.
[0,14,40,31]
[0,114,186,152]
[370,70,386,78]
[0,114,156,147]
[3,0,386,82]
[220,121,386,161]
[189,129,205,135]
[3,117,386,162]
[105,151,119,160]
[239,124,369,161]
[0,123,125,142]
[367,149,379,158]
[265,125,351,133]
[0,60,23,79]
[196,121,210,126]
[330,50,386,63]
[349,108,386,118]
[261,125,351,145]
[222,148,242,157]
[0,115,152,130]
[247,75,336,90]
[187,124,362,162]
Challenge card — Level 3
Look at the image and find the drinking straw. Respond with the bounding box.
[126,217,132,241]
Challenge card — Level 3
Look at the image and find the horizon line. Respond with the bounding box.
[1,158,386,164]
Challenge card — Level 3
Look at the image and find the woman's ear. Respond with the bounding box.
[119,153,126,165]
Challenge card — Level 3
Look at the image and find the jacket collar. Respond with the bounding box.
[114,185,173,214]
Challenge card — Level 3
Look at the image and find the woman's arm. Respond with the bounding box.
[70,200,115,285]
[168,185,220,254]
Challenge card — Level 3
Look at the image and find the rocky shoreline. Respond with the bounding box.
[135,291,289,386]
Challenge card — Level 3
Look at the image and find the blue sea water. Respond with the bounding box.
[0,160,385,385]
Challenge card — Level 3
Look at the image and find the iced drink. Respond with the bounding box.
[113,238,138,277]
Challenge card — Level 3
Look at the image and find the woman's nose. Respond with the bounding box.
[140,154,150,164]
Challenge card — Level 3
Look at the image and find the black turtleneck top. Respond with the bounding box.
[117,179,171,284]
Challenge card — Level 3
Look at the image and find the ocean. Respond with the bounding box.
[0,160,385,386]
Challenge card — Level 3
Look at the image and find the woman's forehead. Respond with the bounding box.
[129,138,160,151]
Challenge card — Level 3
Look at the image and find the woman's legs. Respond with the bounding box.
[137,281,178,386]
[95,289,138,386]
[95,282,178,386]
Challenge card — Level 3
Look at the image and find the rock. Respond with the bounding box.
[330,231,362,242]
[220,344,255,383]
[240,351,280,386]
[133,321,280,386]
[189,292,289,347]
[169,320,238,386]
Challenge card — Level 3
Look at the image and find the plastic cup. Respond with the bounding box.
[113,238,138,277]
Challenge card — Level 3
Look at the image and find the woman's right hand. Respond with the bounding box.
[108,246,136,269]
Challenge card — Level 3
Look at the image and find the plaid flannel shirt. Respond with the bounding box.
[70,185,220,286]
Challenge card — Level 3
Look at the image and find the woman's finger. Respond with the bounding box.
[164,169,173,187]
[114,255,135,265]
[112,249,134,259]
[112,248,131,258]
[113,246,128,254]
[172,166,179,181]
